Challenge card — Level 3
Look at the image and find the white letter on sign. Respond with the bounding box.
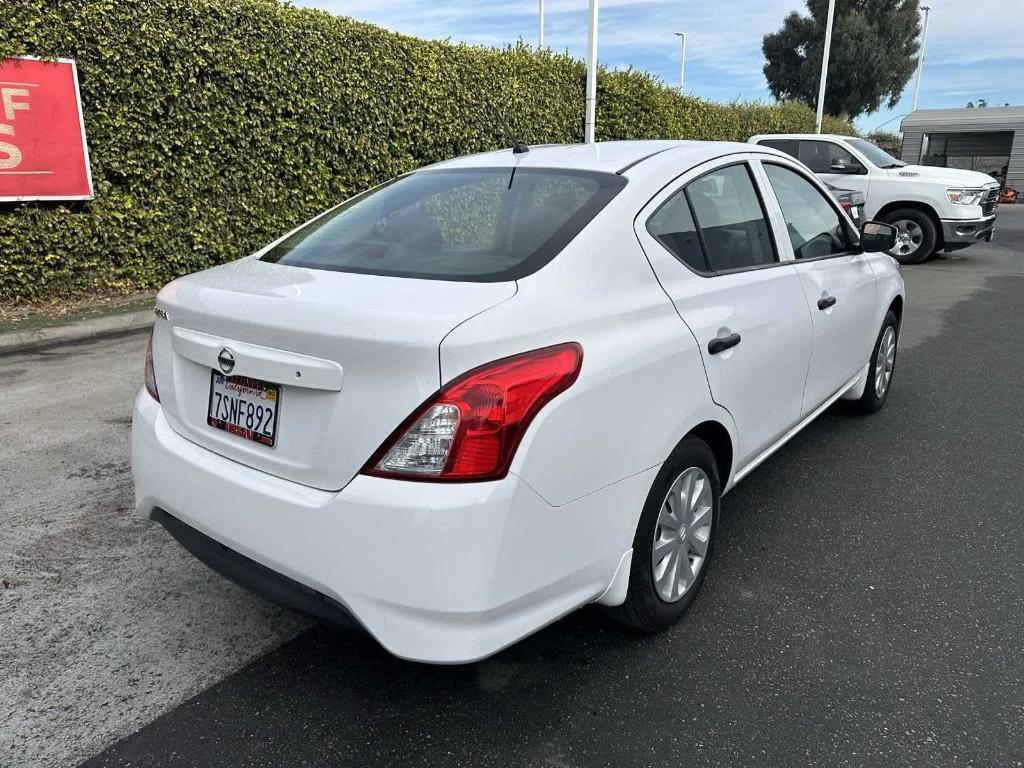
[0,123,22,170]
[1,88,30,121]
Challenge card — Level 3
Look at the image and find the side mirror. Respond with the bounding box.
[860,221,898,253]
[830,161,865,174]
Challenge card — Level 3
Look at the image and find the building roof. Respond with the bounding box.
[427,140,753,175]
[901,105,1024,131]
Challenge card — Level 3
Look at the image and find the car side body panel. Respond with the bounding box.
[749,156,882,414]
[631,154,814,469]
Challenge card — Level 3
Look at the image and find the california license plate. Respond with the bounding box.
[207,372,280,447]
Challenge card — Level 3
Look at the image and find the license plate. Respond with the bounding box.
[850,206,861,221]
[207,372,280,447]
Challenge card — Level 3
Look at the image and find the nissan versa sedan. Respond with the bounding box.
[132,141,905,663]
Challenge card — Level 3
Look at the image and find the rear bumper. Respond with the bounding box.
[130,390,650,663]
[153,508,361,631]
[941,214,996,245]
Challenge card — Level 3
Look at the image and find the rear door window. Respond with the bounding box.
[262,168,626,282]
[687,164,777,272]
[646,163,778,274]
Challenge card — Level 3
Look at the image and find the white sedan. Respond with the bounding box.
[132,140,905,663]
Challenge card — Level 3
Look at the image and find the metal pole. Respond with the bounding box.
[911,5,931,112]
[584,0,598,143]
[675,32,686,93]
[539,0,544,48]
[814,0,836,134]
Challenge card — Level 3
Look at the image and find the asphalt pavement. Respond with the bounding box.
[3,208,1023,768]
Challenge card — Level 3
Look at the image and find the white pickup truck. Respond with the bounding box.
[749,133,999,264]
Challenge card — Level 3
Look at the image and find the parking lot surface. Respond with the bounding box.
[3,208,1023,767]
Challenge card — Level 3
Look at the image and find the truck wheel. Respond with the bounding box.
[882,209,937,264]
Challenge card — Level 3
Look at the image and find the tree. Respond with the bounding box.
[866,130,901,154]
[763,0,921,120]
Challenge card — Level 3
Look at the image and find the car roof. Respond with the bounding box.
[750,133,855,141]
[425,140,756,176]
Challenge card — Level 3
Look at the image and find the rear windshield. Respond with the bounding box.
[261,167,627,281]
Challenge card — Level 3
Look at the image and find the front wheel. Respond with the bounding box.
[607,437,720,632]
[882,208,938,264]
[855,310,899,414]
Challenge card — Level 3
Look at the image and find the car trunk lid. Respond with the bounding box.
[154,257,516,490]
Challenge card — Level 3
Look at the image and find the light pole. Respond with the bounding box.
[674,32,686,93]
[584,0,598,143]
[911,5,931,112]
[814,0,836,133]
[538,0,544,48]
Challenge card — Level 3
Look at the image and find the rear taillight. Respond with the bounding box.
[144,330,160,402]
[362,343,582,482]
[839,201,852,212]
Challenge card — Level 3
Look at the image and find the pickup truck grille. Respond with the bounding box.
[982,188,999,216]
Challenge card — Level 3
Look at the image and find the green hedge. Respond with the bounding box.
[0,0,854,303]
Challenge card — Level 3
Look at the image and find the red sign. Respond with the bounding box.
[0,57,93,201]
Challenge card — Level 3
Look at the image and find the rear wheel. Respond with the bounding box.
[608,437,720,631]
[882,208,938,264]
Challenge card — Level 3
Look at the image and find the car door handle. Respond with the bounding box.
[708,333,741,355]
[817,296,837,310]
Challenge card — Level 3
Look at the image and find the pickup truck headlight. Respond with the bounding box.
[946,187,986,205]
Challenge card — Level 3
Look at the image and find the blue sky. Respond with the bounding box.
[297,0,1023,133]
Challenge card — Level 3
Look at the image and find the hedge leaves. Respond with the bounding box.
[0,0,853,303]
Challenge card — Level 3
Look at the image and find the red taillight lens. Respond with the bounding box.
[840,201,852,212]
[363,343,582,482]
[144,330,160,402]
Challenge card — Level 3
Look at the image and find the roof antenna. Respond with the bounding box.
[489,103,530,154]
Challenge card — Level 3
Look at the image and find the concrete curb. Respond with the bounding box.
[0,308,153,356]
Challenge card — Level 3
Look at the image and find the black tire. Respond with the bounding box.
[855,310,900,414]
[607,436,721,632]
[881,208,938,264]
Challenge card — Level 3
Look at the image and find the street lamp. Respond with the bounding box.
[584,0,598,143]
[539,0,544,48]
[911,5,931,112]
[674,32,687,93]
[814,0,837,133]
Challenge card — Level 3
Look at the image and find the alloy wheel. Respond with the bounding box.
[651,467,713,603]
[874,325,897,398]
[890,219,923,259]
